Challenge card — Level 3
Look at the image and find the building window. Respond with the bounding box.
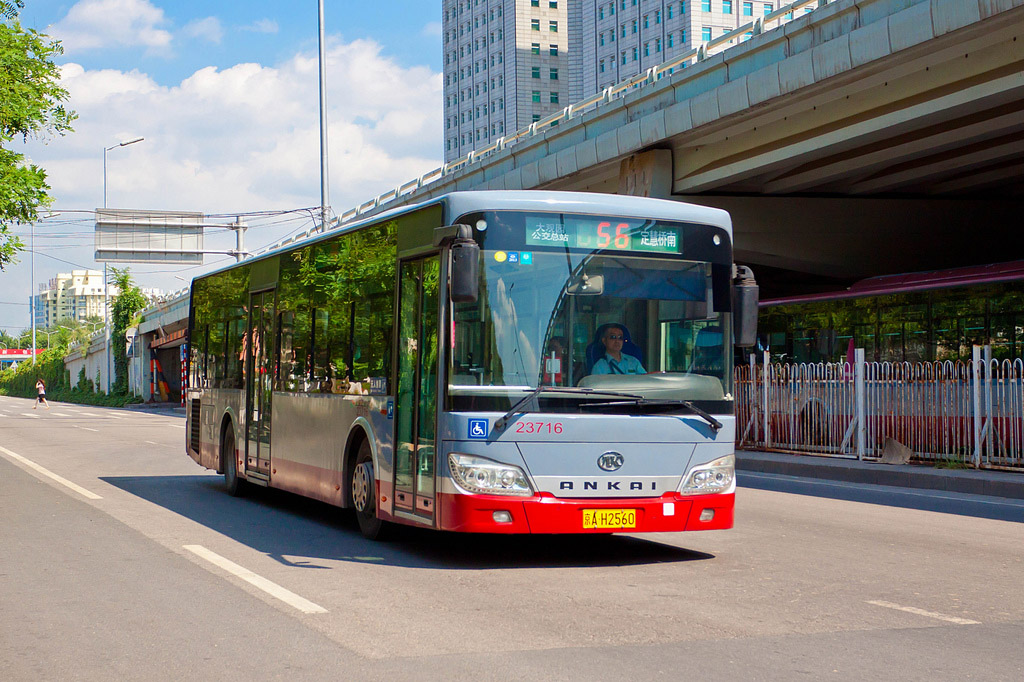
[656,10,661,23]
[600,32,605,46]
[701,0,711,10]
[644,42,649,56]
[702,26,711,41]
[643,15,649,29]
[531,42,540,55]
[531,18,540,30]
[600,58,606,72]
[632,47,637,60]
[549,44,558,56]
[532,114,541,123]
[764,3,773,14]
[668,32,674,47]
[550,91,559,103]
[532,66,541,78]
[621,51,627,65]
[723,0,732,14]
[599,6,604,19]
[631,19,637,33]
[743,1,753,15]
[550,67,558,79]
[656,37,661,52]
[668,5,673,19]
[532,90,541,103]
[549,20,558,32]
[621,24,626,38]
[549,0,558,7]
[531,0,539,5]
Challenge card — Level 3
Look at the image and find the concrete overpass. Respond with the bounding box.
[321,0,1024,296]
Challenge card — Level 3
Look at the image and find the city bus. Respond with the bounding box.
[185,191,758,538]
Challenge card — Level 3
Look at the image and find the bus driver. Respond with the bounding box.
[591,324,646,375]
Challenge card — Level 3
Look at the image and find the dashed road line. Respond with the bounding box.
[73,425,99,432]
[183,545,327,615]
[867,600,980,625]
[0,444,102,500]
[168,424,186,429]
[20,412,40,419]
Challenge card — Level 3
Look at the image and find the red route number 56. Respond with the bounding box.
[596,222,630,249]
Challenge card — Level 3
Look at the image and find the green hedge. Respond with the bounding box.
[0,346,141,407]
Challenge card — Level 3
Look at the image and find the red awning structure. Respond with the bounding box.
[150,328,186,349]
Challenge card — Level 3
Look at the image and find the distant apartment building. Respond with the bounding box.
[32,270,119,329]
[443,0,806,162]
[442,0,577,162]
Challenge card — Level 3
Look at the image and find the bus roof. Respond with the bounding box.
[762,260,1024,307]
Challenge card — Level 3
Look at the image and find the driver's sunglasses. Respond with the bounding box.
[606,334,624,340]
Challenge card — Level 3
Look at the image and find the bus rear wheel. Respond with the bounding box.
[352,440,385,540]
[222,424,245,497]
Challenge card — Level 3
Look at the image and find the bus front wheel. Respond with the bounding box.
[352,440,385,540]
[222,425,245,497]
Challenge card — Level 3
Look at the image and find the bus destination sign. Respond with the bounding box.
[524,214,681,254]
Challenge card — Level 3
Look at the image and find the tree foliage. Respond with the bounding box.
[110,267,147,394]
[1,0,76,269]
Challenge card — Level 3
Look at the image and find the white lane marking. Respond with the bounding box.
[183,545,327,615]
[73,425,99,433]
[52,412,73,417]
[20,412,40,419]
[144,440,160,445]
[0,413,6,418]
[740,471,1024,508]
[168,424,186,429]
[0,445,103,500]
[104,414,123,420]
[867,600,980,625]
[77,412,99,417]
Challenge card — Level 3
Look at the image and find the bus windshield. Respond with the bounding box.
[450,248,733,412]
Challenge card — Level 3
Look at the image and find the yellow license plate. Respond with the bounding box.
[582,509,637,529]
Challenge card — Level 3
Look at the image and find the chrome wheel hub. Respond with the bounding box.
[352,462,372,513]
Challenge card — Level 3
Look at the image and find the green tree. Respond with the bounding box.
[1,0,76,270]
[109,268,147,394]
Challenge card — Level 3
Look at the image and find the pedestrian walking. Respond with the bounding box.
[34,378,49,409]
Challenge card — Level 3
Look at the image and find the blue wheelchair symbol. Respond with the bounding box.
[468,419,489,439]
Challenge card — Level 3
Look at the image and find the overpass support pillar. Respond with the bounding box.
[618,149,673,199]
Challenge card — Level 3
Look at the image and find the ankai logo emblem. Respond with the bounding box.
[597,451,624,472]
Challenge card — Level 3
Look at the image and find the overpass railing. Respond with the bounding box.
[735,347,1024,470]
[301,0,828,246]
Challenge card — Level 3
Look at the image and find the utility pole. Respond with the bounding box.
[318,0,331,231]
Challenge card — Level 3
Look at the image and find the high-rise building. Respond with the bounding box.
[444,0,805,162]
[32,270,117,329]
[442,0,578,163]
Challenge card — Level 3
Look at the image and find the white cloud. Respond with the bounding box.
[35,37,443,216]
[421,21,442,38]
[242,19,279,34]
[183,17,223,44]
[49,0,172,53]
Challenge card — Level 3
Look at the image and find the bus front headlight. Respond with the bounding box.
[448,453,533,496]
[679,454,735,495]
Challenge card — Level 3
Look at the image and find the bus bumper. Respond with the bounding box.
[436,491,734,534]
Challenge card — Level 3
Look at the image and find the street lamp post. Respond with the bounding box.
[102,136,144,393]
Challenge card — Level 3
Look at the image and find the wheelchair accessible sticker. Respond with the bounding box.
[468,419,489,440]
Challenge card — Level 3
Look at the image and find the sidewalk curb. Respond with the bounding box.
[737,449,1024,501]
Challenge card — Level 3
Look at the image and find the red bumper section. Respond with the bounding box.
[436,490,734,534]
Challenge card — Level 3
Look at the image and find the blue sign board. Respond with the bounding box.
[468,419,489,440]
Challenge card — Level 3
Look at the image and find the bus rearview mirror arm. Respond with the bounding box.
[733,265,759,348]
[435,224,479,304]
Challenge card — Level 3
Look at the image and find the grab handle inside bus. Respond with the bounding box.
[436,224,480,303]
[733,265,759,348]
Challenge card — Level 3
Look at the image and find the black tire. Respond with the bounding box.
[222,424,245,497]
[351,440,386,540]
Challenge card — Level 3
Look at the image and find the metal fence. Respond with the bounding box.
[735,347,1024,470]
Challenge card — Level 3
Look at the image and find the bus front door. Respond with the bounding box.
[245,289,276,477]
[394,255,440,522]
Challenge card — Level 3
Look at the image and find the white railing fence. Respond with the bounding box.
[735,346,1024,470]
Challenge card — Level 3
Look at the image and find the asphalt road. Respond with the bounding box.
[2,394,1023,681]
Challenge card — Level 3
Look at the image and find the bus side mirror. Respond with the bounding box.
[450,236,480,303]
[733,265,759,348]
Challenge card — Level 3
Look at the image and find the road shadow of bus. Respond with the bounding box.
[101,474,715,570]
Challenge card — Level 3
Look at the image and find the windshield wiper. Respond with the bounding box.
[579,398,723,432]
[494,387,644,431]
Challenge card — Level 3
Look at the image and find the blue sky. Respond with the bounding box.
[1,0,445,333]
